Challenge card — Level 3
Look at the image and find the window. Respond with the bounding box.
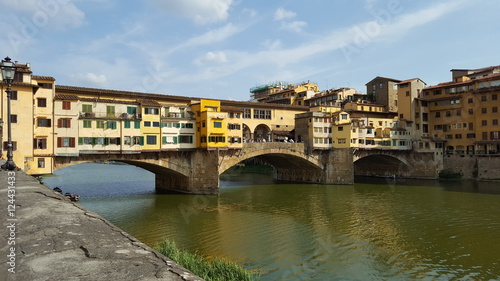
[33,138,47,149]
[435,112,441,118]
[481,96,487,101]
[493,107,498,113]
[445,111,451,117]
[468,98,473,104]
[253,109,271,119]
[145,108,159,115]
[214,121,222,128]
[37,98,47,107]
[10,114,17,123]
[468,109,474,115]
[338,126,344,131]
[127,106,137,114]
[134,121,140,129]
[406,91,410,96]
[10,90,18,100]
[455,134,462,139]
[423,113,428,121]
[179,135,193,143]
[467,133,476,139]
[482,120,488,126]
[208,136,225,143]
[106,106,115,118]
[38,83,52,89]
[62,101,71,110]
[58,118,71,128]
[482,132,488,140]
[491,131,500,140]
[37,118,51,127]
[341,114,348,120]
[153,122,160,127]
[146,135,157,145]
[185,123,194,128]
[482,108,487,114]
[493,119,499,126]
[243,109,251,119]
[493,94,498,101]
[83,120,92,128]
[379,83,383,89]
[124,120,130,128]
[144,121,151,127]
[106,121,117,129]
[78,137,93,145]
[3,141,17,151]
[469,123,474,130]
[228,124,241,130]
[456,110,461,116]
[57,137,75,147]
[38,158,45,168]
[82,104,92,113]
[96,120,105,129]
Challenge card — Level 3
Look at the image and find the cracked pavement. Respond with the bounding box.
[0,164,204,281]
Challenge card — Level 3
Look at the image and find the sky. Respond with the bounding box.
[0,0,499,101]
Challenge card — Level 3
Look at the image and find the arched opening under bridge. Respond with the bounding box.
[354,154,411,178]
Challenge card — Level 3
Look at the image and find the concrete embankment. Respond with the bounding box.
[0,165,204,281]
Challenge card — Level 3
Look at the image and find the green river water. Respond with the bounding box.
[43,163,500,280]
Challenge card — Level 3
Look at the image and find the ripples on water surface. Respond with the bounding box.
[43,163,500,280]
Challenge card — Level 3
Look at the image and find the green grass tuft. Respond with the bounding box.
[155,239,259,281]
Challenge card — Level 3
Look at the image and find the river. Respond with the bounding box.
[42,163,500,280]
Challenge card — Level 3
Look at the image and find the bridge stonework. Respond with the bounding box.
[353,149,438,178]
[53,143,355,195]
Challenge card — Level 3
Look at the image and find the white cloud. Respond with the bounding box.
[72,72,107,86]
[274,7,296,21]
[149,0,233,25]
[195,51,228,65]
[280,21,307,33]
[0,0,85,30]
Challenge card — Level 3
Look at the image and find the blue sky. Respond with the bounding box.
[1,0,499,101]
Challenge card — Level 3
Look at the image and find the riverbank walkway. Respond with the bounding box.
[0,163,204,281]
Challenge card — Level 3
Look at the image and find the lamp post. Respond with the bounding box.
[1,56,17,170]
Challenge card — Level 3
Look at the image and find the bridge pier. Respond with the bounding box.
[274,148,354,185]
[155,150,219,195]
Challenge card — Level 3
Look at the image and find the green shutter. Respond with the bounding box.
[162,136,167,144]
[92,137,97,145]
[140,136,144,146]
[173,136,178,144]
[104,138,109,145]
[116,138,121,145]
[189,136,193,143]
[135,121,140,129]
[78,137,83,145]
[124,121,130,128]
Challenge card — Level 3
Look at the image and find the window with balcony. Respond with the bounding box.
[106,106,115,118]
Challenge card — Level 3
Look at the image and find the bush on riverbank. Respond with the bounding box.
[155,240,259,281]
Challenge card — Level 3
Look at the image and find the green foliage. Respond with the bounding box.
[438,169,463,179]
[155,240,259,281]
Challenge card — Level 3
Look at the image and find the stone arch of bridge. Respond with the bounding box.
[219,148,322,175]
[53,156,191,179]
[353,153,411,177]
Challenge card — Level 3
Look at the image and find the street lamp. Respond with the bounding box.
[1,56,17,170]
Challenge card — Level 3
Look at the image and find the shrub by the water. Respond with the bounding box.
[155,239,259,281]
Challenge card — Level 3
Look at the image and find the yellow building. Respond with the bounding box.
[419,69,500,155]
[191,99,229,149]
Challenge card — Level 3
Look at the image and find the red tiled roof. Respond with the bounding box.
[55,94,79,100]
[137,99,161,106]
[32,75,55,81]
